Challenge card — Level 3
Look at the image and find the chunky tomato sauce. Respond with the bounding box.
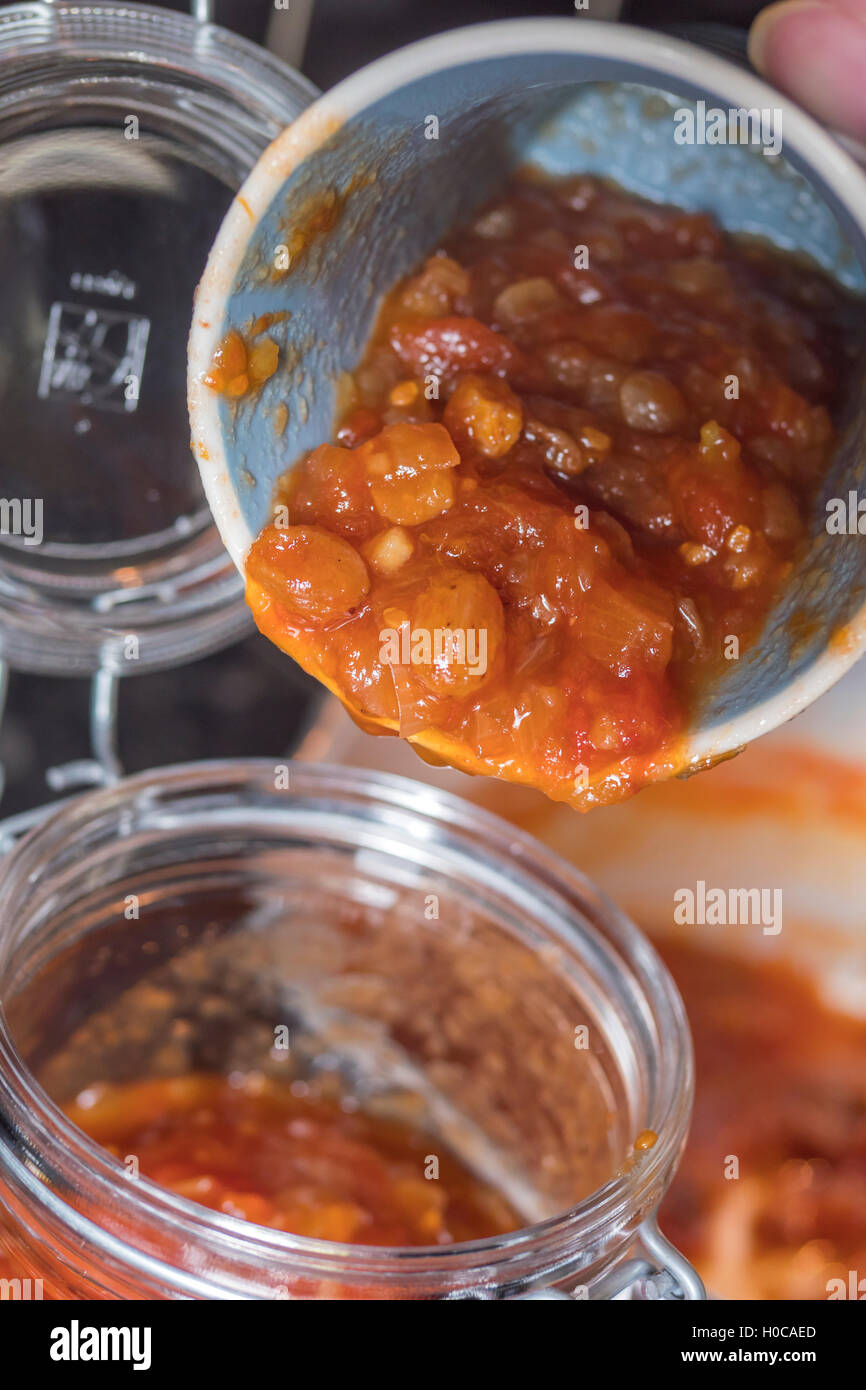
[659,939,866,1301]
[62,1073,518,1247]
[232,173,858,807]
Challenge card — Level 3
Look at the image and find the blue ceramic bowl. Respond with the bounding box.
[188,18,866,782]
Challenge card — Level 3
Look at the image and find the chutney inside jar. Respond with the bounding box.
[230,173,861,808]
[64,1072,521,1247]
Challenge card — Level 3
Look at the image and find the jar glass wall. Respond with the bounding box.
[0,3,316,674]
[0,760,699,1299]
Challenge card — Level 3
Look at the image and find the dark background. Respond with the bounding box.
[148,0,767,87]
[0,0,762,818]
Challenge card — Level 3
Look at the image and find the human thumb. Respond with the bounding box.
[749,0,866,142]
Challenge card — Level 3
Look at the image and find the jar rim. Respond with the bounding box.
[0,760,694,1294]
[0,2,318,120]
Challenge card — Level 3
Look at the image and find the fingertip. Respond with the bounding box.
[747,0,821,76]
[748,0,866,143]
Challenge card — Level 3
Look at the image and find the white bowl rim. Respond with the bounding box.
[188,16,866,772]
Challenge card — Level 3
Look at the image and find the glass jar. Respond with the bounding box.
[0,2,316,676]
[0,760,702,1299]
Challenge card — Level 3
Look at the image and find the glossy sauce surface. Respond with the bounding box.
[240,174,858,808]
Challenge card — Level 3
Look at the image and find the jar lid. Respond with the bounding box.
[0,2,316,675]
